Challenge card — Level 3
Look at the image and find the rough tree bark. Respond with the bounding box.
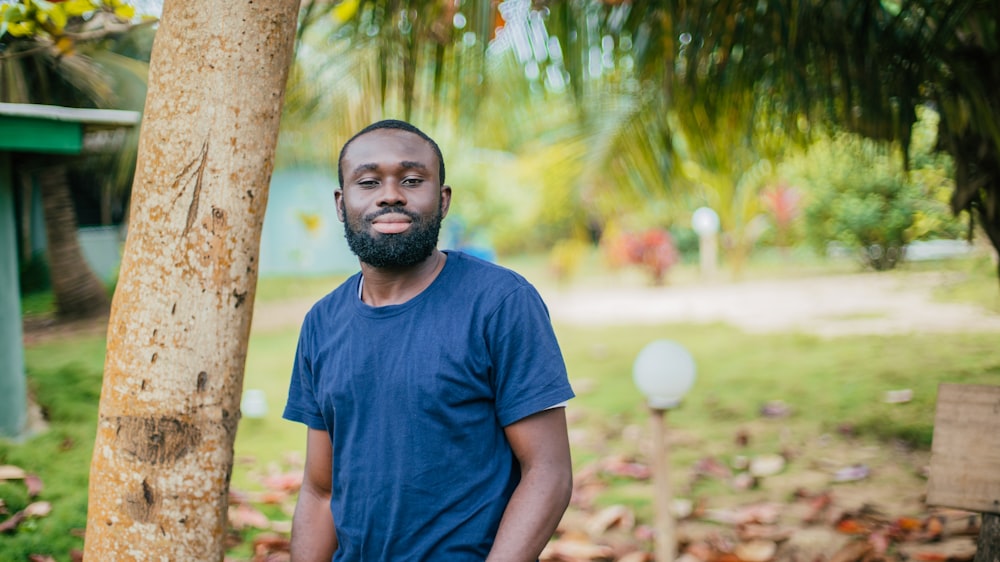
[975,512,1000,562]
[83,1,298,560]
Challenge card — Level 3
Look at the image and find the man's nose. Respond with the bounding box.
[377,181,407,206]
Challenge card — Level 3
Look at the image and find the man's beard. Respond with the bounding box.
[342,202,443,268]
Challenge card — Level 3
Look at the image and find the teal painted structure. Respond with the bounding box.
[0,103,138,439]
[260,168,357,276]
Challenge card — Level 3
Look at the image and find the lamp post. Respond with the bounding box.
[691,207,720,281]
[632,340,697,562]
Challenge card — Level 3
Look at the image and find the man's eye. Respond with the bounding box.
[358,179,378,188]
[402,177,423,186]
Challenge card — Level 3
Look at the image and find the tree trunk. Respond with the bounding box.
[976,512,1000,562]
[38,164,111,319]
[83,1,298,560]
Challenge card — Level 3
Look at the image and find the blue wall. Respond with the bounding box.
[260,168,357,276]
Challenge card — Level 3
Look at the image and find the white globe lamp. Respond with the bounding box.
[632,340,697,410]
[691,207,720,281]
[691,206,720,236]
[632,339,697,562]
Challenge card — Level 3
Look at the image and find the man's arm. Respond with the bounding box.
[486,407,573,562]
[290,428,337,561]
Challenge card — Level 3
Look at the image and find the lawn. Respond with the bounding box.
[3,254,999,561]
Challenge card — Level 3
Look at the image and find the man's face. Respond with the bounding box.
[336,129,451,269]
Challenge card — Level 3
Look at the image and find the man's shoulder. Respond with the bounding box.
[302,273,361,321]
[446,250,531,290]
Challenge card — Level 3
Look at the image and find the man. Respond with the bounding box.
[283,119,575,561]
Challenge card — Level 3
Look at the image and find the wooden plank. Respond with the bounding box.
[926,383,1000,514]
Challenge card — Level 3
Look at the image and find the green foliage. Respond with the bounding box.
[0,344,105,561]
[18,251,50,295]
[784,121,963,270]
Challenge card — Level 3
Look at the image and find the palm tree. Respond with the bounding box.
[297,0,1000,279]
[1,0,151,318]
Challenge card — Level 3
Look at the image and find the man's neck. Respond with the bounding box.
[358,250,447,307]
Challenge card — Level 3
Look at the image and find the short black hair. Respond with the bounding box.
[337,119,446,187]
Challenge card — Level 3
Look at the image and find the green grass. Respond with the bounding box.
[254,274,348,303]
[19,291,56,317]
[0,334,106,562]
[928,254,1000,313]
[5,258,1000,560]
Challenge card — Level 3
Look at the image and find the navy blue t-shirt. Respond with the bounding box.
[283,251,574,561]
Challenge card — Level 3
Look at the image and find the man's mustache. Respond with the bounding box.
[364,206,420,223]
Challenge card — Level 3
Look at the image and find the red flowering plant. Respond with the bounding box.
[604,227,679,286]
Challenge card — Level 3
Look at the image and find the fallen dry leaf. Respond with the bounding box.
[24,474,43,498]
[832,464,870,482]
[692,456,732,480]
[748,454,785,477]
[24,501,52,518]
[253,532,291,554]
[835,517,871,535]
[868,528,890,555]
[801,490,833,524]
[736,524,793,543]
[0,465,26,480]
[541,537,615,560]
[704,502,782,526]
[617,552,651,562]
[228,503,271,530]
[733,539,777,562]
[261,472,302,493]
[759,401,791,418]
[27,555,55,562]
[828,539,873,562]
[923,514,945,541]
[0,511,27,533]
[602,456,652,480]
[883,389,913,403]
[585,504,635,536]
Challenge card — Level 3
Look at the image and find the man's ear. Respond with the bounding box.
[440,185,452,219]
[334,190,345,222]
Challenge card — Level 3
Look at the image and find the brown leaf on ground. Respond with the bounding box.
[834,517,871,535]
[0,511,27,532]
[733,539,777,562]
[736,523,794,543]
[261,472,302,493]
[602,455,652,480]
[692,457,733,480]
[24,474,43,498]
[228,503,271,530]
[70,549,83,562]
[541,537,615,560]
[253,532,291,555]
[617,551,651,562]
[828,539,873,562]
[585,504,635,536]
[24,501,52,518]
[0,465,26,480]
[27,555,56,562]
[800,490,834,524]
[704,502,782,526]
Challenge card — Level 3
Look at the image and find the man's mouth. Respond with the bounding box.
[370,213,413,234]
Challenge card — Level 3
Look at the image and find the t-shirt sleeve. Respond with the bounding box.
[282,320,327,431]
[488,284,575,427]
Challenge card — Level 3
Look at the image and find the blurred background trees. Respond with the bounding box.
[2,0,153,318]
[284,0,995,283]
[6,0,997,294]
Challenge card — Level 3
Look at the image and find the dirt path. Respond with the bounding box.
[250,270,1000,337]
